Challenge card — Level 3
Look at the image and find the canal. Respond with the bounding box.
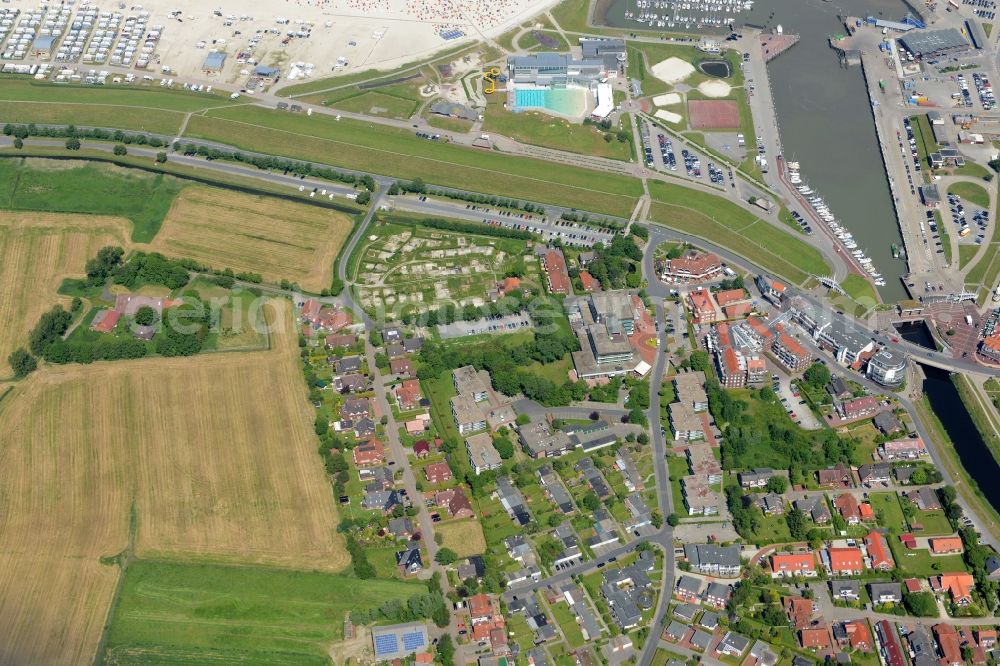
[921,364,1000,511]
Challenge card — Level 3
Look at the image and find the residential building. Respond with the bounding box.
[867,348,907,386]
[716,632,750,658]
[662,250,723,283]
[684,544,741,577]
[738,468,775,489]
[675,575,701,602]
[868,582,902,604]
[541,247,571,294]
[770,552,817,578]
[772,327,810,371]
[354,440,385,467]
[452,395,488,435]
[858,463,891,485]
[518,421,574,459]
[881,436,927,460]
[980,334,1000,363]
[930,537,964,555]
[496,477,531,525]
[799,627,831,651]
[424,461,453,485]
[873,411,903,435]
[907,486,942,511]
[466,433,501,475]
[817,462,854,487]
[395,379,424,410]
[839,395,879,421]
[834,494,862,524]
[704,582,731,608]
[795,496,831,524]
[756,274,787,306]
[754,492,785,516]
[933,624,963,666]
[830,580,860,601]
[688,288,716,323]
[396,545,423,575]
[864,531,894,570]
[826,547,864,575]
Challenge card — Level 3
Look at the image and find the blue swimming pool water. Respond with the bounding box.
[513,87,585,115]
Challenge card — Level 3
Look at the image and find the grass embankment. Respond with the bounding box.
[102,560,427,664]
[184,105,643,216]
[948,181,991,208]
[648,180,829,285]
[303,82,424,120]
[953,374,1000,470]
[910,115,938,180]
[0,79,227,134]
[481,91,633,160]
[916,394,1000,545]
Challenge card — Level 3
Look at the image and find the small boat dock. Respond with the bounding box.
[760,32,800,62]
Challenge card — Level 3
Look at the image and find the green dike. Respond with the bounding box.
[0,80,230,135]
[101,559,427,665]
[185,106,643,217]
[648,180,830,284]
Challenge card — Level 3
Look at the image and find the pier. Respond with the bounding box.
[759,33,799,63]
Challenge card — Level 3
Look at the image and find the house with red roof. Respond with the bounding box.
[934,624,964,666]
[723,302,752,319]
[839,396,879,421]
[579,271,601,292]
[90,309,121,333]
[932,573,976,605]
[800,627,831,651]
[389,358,413,376]
[718,346,746,388]
[394,379,424,411]
[662,250,723,283]
[980,334,1000,363]
[542,248,570,295]
[353,439,385,467]
[434,487,474,518]
[714,288,748,308]
[770,552,817,578]
[784,596,815,628]
[688,288,716,323]
[772,325,810,371]
[424,460,452,484]
[930,537,964,555]
[744,316,774,345]
[843,621,873,652]
[834,494,862,525]
[412,440,431,458]
[863,531,894,571]
[900,534,917,549]
[826,547,864,575]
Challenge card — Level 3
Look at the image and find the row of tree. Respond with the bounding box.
[389,178,548,215]
[2,123,168,147]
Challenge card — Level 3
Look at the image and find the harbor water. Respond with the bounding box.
[747,0,909,302]
[598,0,910,302]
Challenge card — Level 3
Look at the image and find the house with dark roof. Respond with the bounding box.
[868,582,901,604]
[396,544,423,574]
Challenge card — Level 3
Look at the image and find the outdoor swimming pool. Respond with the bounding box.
[513,87,587,116]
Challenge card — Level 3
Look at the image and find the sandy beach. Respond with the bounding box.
[0,0,559,89]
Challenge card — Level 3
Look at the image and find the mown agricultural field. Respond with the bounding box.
[0,301,347,664]
[184,106,643,217]
[0,211,132,375]
[150,187,356,292]
[0,158,185,242]
[101,560,426,665]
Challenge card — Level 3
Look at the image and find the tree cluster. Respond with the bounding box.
[581,233,644,290]
[390,179,547,214]
[3,123,168,148]
[349,590,450,627]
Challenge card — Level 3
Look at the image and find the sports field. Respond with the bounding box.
[183,106,643,217]
[0,300,346,664]
[101,560,425,665]
[150,187,356,292]
[0,211,132,376]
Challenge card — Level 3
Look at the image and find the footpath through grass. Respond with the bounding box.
[648,180,830,284]
[102,559,427,665]
[185,106,643,216]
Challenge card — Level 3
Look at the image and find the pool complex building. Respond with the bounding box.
[506,40,625,119]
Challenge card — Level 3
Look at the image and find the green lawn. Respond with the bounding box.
[890,545,967,577]
[0,157,185,242]
[869,492,906,533]
[841,274,880,307]
[911,115,939,174]
[913,509,955,536]
[948,181,991,208]
[549,601,587,648]
[102,560,426,665]
[185,106,643,217]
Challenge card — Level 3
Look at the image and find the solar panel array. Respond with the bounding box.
[402,630,426,651]
[374,634,399,656]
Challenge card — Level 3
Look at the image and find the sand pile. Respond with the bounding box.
[697,80,732,98]
[652,92,682,106]
[651,57,695,85]
[654,109,683,124]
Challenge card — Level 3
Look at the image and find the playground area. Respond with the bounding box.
[349,217,536,316]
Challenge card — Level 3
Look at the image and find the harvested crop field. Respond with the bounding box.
[435,518,487,557]
[149,186,356,292]
[0,300,346,664]
[0,211,132,376]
